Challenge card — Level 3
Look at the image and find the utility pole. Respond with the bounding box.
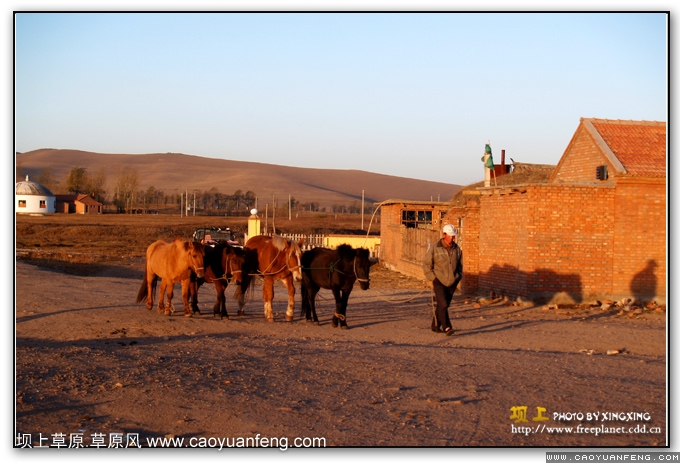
[288,194,291,220]
[361,189,365,230]
[272,193,276,234]
[193,190,196,216]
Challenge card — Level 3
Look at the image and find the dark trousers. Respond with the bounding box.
[431,277,460,332]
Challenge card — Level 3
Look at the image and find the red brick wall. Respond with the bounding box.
[552,125,615,183]
[380,180,666,304]
[459,182,664,304]
[445,200,480,295]
[379,204,403,266]
[475,184,619,302]
[612,178,666,302]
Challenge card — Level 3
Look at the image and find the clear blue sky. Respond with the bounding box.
[14,10,668,186]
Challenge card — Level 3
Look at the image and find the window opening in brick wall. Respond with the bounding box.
[401,209,433,229]
[18,200,26,208]
[39,200,46,208]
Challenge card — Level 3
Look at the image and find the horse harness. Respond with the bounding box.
[190,252,204,276]
[199,253,242,284]
[255,247,302,277]
[309,257,370,286]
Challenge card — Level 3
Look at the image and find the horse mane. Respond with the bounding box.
[356,247,370,261]
[336,244,355,261]
[271,234,288,251]
[288,238,302,256]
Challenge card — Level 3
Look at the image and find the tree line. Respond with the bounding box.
[17,164,373,215]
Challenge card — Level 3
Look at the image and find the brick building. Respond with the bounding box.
[55,194,103,214]
[378,200,452,278]
[380,118,667,305]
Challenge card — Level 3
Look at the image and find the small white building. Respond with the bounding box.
[16,176,56,214]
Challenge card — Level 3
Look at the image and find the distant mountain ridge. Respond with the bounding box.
[16,149,462,207]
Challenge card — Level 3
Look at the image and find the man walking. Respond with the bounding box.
[422,224,463,335]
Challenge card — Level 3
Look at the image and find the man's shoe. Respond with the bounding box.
[444,328,455,336]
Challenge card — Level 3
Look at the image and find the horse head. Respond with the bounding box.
[186,241,205,278]
[225,246,245,285]
[354,248,376,291]
[286,238,305,282]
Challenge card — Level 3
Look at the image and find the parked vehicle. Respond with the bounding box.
[192,227,241,247]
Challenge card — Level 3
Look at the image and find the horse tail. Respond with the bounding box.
[136,267,158,303]
[300,274,309,317]
[136,267,149,303]
[233,247,257,304]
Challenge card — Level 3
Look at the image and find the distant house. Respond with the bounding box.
[380,118,666,305]
[15,176,56,214]
[55,194,103,214]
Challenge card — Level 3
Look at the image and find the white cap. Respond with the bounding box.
[442,224,457,236]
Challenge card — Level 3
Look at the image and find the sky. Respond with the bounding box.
[12,8,668,186]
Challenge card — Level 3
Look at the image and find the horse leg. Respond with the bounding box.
[331,287,342,328]
[181,279,193,317]
[302,280,318,324]
[237,284,246,316]
[338,289,352,329]
[190,279,201,314]
[215,282,228,319]
[284,275,295,322]
[310,287,320,324]
[158,280,167,313]
[146,270,155,310]
[165,283,175,315]
[263,277,275,322]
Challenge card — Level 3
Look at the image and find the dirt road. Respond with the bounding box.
[15,259,667,448]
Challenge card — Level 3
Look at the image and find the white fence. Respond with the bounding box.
[272,233,381,258]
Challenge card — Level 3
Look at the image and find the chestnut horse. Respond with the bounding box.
[136,238,205,316]
[300,244,376,329]
[236,235,303,322]
[190,241,245,318]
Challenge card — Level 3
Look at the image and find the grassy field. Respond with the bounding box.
[15,211,379,263]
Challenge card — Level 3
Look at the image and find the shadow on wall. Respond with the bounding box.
[480,264,583,304]
[630,259,658,304]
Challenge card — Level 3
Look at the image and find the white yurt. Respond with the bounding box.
[15,176,56,214]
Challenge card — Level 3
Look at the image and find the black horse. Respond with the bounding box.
[190,241,245,318]
[300,244,377,329]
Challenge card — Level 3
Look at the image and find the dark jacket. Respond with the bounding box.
[422,239,463,287]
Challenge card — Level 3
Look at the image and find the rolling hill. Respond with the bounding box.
[16,149,462,208]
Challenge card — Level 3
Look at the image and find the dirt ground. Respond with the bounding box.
[14,252,668,450]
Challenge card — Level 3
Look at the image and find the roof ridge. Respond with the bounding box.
[580,117,666,126]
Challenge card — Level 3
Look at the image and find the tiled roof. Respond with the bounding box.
[75,194,102,206]
[587,118,666,177]
[55,194,102,205]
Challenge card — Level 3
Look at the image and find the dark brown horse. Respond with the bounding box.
[236,235,303,322]
[136,239,205,316]
[300,244,377,329]
[189,241,245,318]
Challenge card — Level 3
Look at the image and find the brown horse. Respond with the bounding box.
[236,235,304,322]
[136,239,205,316]
[189,241,245,318]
